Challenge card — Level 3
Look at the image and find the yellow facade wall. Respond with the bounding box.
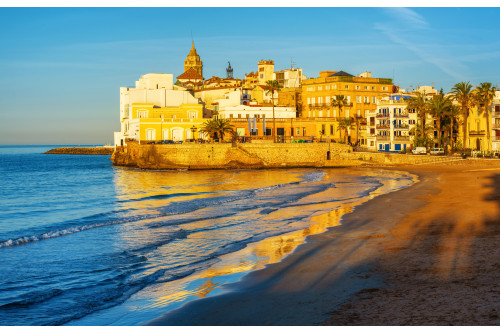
[131,103,206,142]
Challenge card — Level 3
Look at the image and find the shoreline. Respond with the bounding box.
[146,160,500,325]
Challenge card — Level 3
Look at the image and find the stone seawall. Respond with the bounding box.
[45,147,114,155]
[111,142,462,169]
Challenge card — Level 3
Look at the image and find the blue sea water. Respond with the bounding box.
[0,145,415,326]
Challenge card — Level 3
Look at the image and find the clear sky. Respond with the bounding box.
[1,6,499,145]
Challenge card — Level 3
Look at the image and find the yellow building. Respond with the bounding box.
[130,103,205,142]
[301,70,393,145]
[114,73,206,146]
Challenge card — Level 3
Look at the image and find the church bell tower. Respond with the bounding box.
[184,41,203,77]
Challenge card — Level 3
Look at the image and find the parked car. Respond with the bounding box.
[430,148,445,155]
[412,147,427,155]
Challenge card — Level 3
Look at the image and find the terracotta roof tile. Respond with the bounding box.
[177,68,204,80]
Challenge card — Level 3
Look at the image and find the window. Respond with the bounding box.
[260,74,264,79]
[330,124,334,134]
[345,109,350,118]
[311,97,315,105]
[346,96,351,104]
[355,85,360,90]
[307,97,311,105]
[318,86,322,91]
[372,86,375,90]
[303,128,306,136]
[333,85,337,89]
[146,129,155,140]
[238,114,241,118]
[364,96,369,103]
[382,86,388,91]
[372,97,377,104]
[364,86,368,90]
[345,85,349,89]
[296,128,300,136]
[318,96,323,104]
[322,124,326,134]
[229,114,233,118]
[357,110,361,117]
[356,96,362,103]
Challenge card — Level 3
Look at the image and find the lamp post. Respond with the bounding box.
[191,125,197,143]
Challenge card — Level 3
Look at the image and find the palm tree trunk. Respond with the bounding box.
[420,109,425,140]
[437,119,441,146]
[450,117,454,151]
[272,101,276,143]
[486,102,491,151]
[463,106,468,152]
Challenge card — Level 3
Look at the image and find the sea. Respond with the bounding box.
[0,145,415,326]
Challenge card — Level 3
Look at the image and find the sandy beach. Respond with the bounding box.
[147,159,500,326]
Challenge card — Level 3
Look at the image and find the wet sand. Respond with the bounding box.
[147,160,500,326]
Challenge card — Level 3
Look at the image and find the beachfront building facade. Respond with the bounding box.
[114,73,205,146]
[374,94,417,152]
[301,70,393,146]
[491,92,500,151]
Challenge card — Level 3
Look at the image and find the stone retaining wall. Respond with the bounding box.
[111,142,463,169]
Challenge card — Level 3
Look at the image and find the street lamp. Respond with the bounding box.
[191,125,197,142]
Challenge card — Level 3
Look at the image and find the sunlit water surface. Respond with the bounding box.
[0,145,415,325]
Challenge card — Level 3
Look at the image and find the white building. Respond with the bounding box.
[214,90,296,120]
[491,91,500,151]
[114,73,202,146]
[374,94,418,152]
[273,67,306,88]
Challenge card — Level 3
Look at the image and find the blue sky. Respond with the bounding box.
[1,7,499,144]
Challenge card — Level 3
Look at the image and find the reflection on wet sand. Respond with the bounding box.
[107,167,415,322]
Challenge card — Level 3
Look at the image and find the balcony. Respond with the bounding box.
[493,136,500,142]
[376,113,390,118]
[394,124,409,129]
[393,135,410,140]
[376,136,391,141]
[469,130,486,135]
[394,113,409,118]
[493,124,500,130]
[376,125,390,129]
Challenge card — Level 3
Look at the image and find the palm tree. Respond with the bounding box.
[199,118,234,142]
[265,80,282,143]
[428,94,453,147]
[337,118,353,143]
[330,95,349,118]
[451,81,474,151]
[406,91,428,141]
[443,105,461,151]
[475,82,496,150]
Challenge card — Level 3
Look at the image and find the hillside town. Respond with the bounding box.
[114,42,500,155]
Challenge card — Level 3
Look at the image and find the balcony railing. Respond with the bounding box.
[469,130,486,135]
[394,113,409,117]
[376,114,390,118]
[492,136,500,141]
[376,125,390,129]
[394,124,410,129]
[376,136,391,141]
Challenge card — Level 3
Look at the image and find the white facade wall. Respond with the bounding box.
[218,105,296,119]
[114,73,200,146]
[375,96,417,152]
